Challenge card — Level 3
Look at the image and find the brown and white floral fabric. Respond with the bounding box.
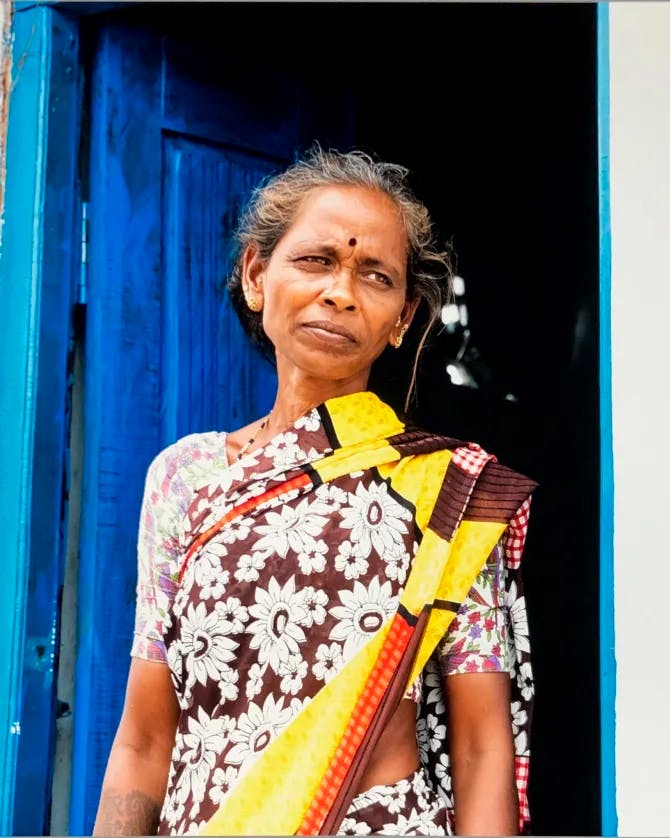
[130,405,533,835]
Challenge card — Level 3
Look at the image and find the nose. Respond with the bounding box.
[321,268,357,312]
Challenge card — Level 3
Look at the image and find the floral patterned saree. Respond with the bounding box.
[149,391,536,836]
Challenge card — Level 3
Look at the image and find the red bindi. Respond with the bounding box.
[348,237,357,246]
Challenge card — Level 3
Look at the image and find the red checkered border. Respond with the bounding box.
[502,497,532,569]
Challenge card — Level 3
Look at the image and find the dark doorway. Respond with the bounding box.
[70,3,600,835]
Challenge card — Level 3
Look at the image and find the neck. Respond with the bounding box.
[267,360,370,436]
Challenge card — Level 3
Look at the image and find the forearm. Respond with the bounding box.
[93,742,171,836]
[451,748,518,836]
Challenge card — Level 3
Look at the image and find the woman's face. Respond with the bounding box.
[243,185,418,387]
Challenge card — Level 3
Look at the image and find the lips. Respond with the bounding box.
[299,320,357,342]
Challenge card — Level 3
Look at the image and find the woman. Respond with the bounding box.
[93,147,537,836]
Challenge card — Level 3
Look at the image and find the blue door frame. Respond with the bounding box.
[0,3,618,833]
[0,3,81,833]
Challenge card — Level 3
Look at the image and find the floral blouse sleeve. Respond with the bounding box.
[130,448,183,663]
[435,540,511,675]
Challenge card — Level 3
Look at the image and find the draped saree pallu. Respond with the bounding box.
[162,392,536,837]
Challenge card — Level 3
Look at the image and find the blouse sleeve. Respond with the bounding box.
[436,540,512,676]
[130,448,183,663]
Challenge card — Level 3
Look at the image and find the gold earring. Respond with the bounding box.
[393,324,409,349]
[246,293,260,312]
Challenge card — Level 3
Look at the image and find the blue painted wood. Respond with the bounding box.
[11,10,82,835]
[0,6,53,831]
[163,138,278,441]
[597,6,617,835]
[70,26,165,833]
[12,10,80,835]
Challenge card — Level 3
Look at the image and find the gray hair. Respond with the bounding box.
[227,145,453,410]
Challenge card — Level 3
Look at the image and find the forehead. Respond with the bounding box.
[284,185,407,250]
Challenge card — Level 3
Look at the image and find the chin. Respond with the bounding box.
[296,353,370,383]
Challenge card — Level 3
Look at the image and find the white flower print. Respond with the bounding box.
[329,577,398,658]
[219,514,254,545]
[368,778,412,815]
[312,642,344,684]
[234,552,266,583]
[179,602,238,699]
[279,654,308,695]
[176,706,231,808]
[411,768,429,799]
[434,753,452,793]
[384,805,448,836]
[208,765,239,806]
[246,576,308,671]
[383,540,411,584]
[161,793,185,829]
[218,455,260,492]
[506,579,530,654]
[253,497,331,558]
[339,817,372,835]
[416,712,446,755]
[294,409,320,432]
[315,481,348,507]
[301,586,328,627]
[290,694,311,716]
[339,480,412,559]
[172,581,190,620]
[297,538,328,574]
[515,729,529,756]
[246,662,265,701]
[194,544,230,601]
[335,540,369,580]
[263,431,307,470]
[517,661,534,701]
[511,700,528,735]
[227,694,293,766]
[215,597,249,633]
[422,663,446,713]
[166,638,183,686]
[218,664,239,704]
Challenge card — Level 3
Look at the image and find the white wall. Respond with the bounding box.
[610,4,670,834]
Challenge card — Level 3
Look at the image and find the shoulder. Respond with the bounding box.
[144,431,230,508]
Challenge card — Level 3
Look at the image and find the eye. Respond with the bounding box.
[296,255,330,266]
[365,270,393,287]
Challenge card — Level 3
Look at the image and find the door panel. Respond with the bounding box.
[163,137,278,440]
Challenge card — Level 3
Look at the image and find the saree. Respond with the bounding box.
[140,391,537,835]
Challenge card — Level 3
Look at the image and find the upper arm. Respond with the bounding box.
[114,658,179,758]
[444,671,513,757]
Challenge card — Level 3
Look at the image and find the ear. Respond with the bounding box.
[401,296,421,329]
[241,245,266,303]
[388,297,421,348]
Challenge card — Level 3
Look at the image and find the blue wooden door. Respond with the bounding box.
[72,19,353,833]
